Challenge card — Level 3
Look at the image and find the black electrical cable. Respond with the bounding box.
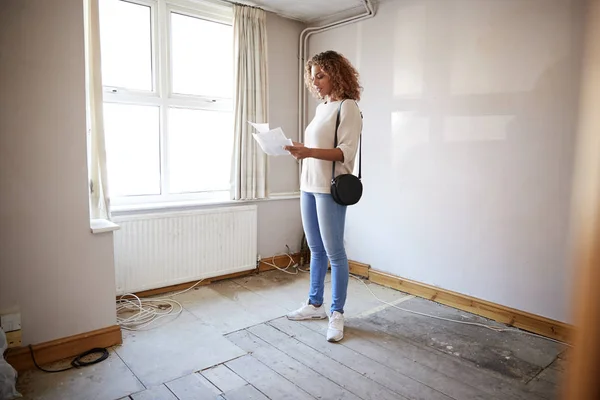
[28,345,109,373]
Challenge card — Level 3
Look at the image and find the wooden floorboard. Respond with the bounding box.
[534,366,563,386]
[272,317,495,400]
[334,326,499,400]
[165,373,222,399]
[368,299,563,376]
[525,377,559,400]
[225,354,315,400]
[269,318,456,400]
[227,329,362,400]
[247,323,407,400]
[221,384,270,400]
[344,317,548,400]
[201,364,248,394]
[130,385,177,400]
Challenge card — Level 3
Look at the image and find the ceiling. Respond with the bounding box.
[234,0,373,24]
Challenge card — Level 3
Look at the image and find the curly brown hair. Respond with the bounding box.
[304,50,361,101]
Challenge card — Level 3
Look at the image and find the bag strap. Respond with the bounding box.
[332,100,362,182]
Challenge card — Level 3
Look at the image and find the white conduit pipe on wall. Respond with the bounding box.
[296,0,375,181]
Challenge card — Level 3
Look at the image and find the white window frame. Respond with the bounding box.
[101,0,234,207]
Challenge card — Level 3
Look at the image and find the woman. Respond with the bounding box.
[284,50,363,342]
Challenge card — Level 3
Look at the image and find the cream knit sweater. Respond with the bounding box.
[300,100,362,194]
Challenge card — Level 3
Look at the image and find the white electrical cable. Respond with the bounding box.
[116,295,183,331]
[259,246,310,275]
[260,253,299,275]
[348,275,571,347]
[116,278,207,331]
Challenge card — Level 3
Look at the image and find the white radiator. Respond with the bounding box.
[112,205,257,295]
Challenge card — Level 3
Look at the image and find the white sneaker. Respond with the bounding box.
[286,301,327,321]
[327,311,344,342]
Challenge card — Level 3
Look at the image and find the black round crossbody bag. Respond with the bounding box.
[330,100,363,206]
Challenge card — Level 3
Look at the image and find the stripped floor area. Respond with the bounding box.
[16,269,567,399]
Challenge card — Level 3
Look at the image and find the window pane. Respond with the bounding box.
[168,108,233,193]
[171,13,233,98]
[103,103,161,196]
[99,0,152,91]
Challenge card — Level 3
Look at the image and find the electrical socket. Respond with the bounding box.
[1,312,21,332]
[5,330,22,348]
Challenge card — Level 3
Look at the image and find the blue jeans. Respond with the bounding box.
[301,191,349,314]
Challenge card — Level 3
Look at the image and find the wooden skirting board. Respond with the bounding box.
[348,260,370,278]
[349,261,573,344]
[5,325,122,373]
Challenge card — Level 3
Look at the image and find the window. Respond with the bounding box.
[99,0,234,205]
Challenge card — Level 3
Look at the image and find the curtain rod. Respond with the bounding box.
[209,0,265,11]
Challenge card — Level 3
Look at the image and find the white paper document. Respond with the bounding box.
[248,121,293,156]
[248,122,270,134]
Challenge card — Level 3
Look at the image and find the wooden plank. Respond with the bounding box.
[349,260,370,278]
[247,323,407,400]
[226,330,362,400]
[165,373,221,399]
[343,317,545,400]
[225,354,315,400]
[269,318,454,400]
[222,384,270,400]
[548,357,567,372]
[278,318,498,400]
[365,299,561,379]
[131,385,177,400]
[526,377,557,400]
[5,325,122,373]
[201,364,247,393]
[535,367,563,386]
[368,270,572,343]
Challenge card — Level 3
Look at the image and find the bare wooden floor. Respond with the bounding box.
[16,270,566,400]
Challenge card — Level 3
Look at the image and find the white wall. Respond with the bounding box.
[266,12,304,195]
[256,12,306,256]
[0,0,118,344]
[308,0,584,322]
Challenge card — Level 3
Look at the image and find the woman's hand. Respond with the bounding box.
[284,142,313,160]
[284,142,344,162]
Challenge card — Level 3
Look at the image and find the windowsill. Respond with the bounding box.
[90,219,121,234]
[110,192,301,215]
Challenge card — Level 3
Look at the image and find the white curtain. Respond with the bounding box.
[84,0,110,219]
[231,5,268,200]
